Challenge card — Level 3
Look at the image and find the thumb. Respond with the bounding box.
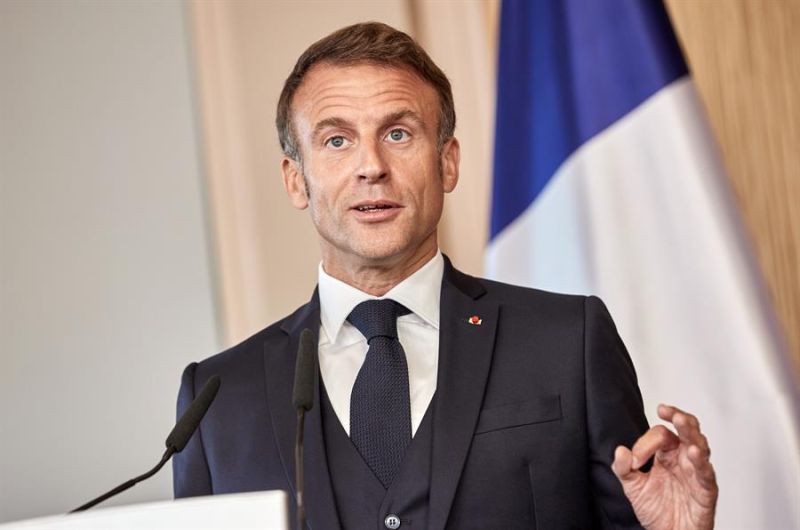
[612,445,640,484]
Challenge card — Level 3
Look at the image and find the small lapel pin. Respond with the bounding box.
[468,315,482,325]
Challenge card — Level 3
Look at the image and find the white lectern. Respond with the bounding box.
[0,491,288,530]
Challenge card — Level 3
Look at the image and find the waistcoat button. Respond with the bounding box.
[384,513,401,529]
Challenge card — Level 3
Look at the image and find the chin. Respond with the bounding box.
[354,246,407,263]
[349,238,415,264]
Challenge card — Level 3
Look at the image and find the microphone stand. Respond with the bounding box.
[69,374,220,513]
[71,447,175,512]
[292,328,316,530]
[295,408,307,529]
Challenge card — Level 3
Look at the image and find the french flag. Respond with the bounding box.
[485,1,800,527]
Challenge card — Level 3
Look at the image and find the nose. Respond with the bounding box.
[356,138,388,182]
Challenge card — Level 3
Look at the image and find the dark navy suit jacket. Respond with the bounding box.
[173,258,647,529]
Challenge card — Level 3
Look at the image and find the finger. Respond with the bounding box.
[629,424,680,469]
[657,403,693,425]
[659,404,707,449]
[687,444,717,490]
[673,412,707,450]
[657,403,676,420]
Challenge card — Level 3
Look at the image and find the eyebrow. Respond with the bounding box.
[311,109,425,140]
[312,117,351,139]
[379,109,425,130]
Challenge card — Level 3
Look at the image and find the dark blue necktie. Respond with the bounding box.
[348,299,412,488]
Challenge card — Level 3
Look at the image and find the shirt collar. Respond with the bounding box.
[318,251,444,345]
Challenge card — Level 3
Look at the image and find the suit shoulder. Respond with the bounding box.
[477,276,591,309]
[445,257,604,315]
[192,302,308,372]
[472,276,622,331]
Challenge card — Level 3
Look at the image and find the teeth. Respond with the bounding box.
[357,205,390,211]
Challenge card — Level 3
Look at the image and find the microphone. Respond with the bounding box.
[293,329,317,529]
[70,374,221,513]
[166,375,221,452]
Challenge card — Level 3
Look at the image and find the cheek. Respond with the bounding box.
[305,175,343,221]
[424,189,445,221]
[400,152,442,196]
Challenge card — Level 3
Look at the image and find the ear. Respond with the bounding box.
[440,137,460,193]
[281,157,309,210]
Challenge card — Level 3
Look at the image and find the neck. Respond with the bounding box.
[322,244,438,297]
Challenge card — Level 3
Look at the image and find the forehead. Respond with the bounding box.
[291,63,439,128]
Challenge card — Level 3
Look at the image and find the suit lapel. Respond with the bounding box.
[428,259,499,530]
[264,290,341,530]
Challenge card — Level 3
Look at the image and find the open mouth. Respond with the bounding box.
[355,203,394,212]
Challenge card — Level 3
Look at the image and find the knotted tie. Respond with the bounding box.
[347,299,412,488]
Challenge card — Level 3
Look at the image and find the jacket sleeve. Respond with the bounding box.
[584,295,648,529]
[172,362,213,497]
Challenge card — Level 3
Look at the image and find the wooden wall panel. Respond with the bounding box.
[665,0,800,378]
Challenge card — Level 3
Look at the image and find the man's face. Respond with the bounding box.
[282,63,459,276]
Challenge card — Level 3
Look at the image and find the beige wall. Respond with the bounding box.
[666,0,800,378]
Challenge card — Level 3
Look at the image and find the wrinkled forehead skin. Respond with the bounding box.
[290,62,444,156]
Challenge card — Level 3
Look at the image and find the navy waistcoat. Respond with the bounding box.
[321,384,435,530]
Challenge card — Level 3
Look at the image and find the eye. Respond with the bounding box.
[386,128,410,143]
[325,136,349,149]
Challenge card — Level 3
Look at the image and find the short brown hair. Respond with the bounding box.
[276,22,456,161]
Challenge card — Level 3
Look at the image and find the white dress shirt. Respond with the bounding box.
[317,252,443,437]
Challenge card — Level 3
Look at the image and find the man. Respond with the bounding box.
[174,22,717,529]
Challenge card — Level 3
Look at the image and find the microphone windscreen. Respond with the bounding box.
[292,328,317,412]
[166,374,221,452]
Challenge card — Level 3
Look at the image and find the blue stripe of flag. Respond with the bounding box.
[490,0,688,239]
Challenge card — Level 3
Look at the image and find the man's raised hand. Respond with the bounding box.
[612,404,718,530]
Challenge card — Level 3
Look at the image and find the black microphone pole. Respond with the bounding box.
[70,374,221,513]
[292,329,317,529]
